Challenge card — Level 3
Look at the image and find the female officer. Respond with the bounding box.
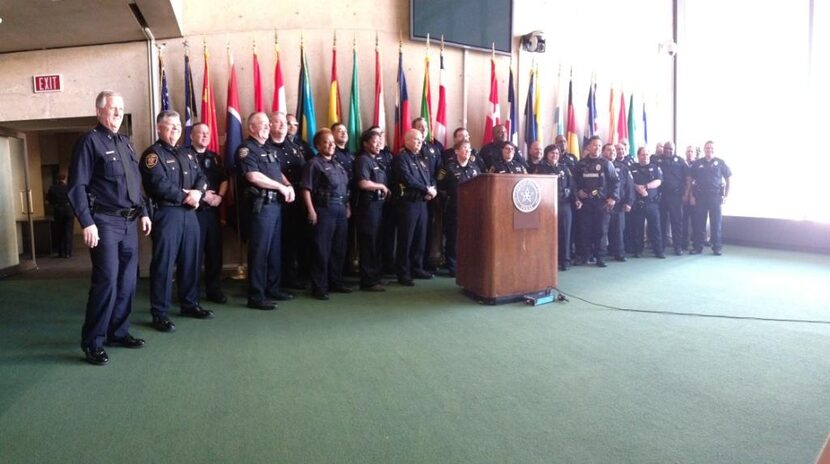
[533,145,581,270]
[301,129,353,300]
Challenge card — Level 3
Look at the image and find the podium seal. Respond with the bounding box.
[512,179,542,213]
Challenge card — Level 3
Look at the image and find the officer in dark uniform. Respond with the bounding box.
[574,135,620,267]
[480,124,525,170]
[490,142,528,174]
[393,128,436,286]
[554,134,579,168]
[48,174,74,258]
[630,147,666,258]
[267,112,308,290]
[140,110,212,333]
[530,145,581,270]
[603,143,633,261]
[68,90,151,365]
[688,140,732,255]
[616,142,636,254]
[365,126,398,275]
[441,127,485,172]
[286,113,313,161]
[301,128,353,300]
[331,123,358,274]
[354,130,390,291]
[437,140,481,277]
[681,145,698,252]
[652,141,688,255]
[189,122,228,304]
[238,112,297,310]
[413,117,444,272]
[526,140,543,172]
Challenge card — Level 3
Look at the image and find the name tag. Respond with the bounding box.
[583,173,600,178]
[105,150,115,155]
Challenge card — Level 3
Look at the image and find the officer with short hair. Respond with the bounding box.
[366,126,397,275]
[688,140,732,255]
[554,134,578,168]
[437,140,481,277]
[574,136,620,267]
[47,174,74,258]
[531,145,581,271]
[354,130,390,291]
[652,141,688,254]
[630,146,666,258]
[603,143,633,261]
[490,142,528,174]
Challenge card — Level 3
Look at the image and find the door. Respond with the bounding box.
[0,128,37,275]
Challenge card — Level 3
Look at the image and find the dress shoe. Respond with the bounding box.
[398,278,415,287]
[180,305,215,319]
[206,293,228,304]
[83,346,109,366]
[596,260,608,268]
[283,281,308,290]
[655,253,667,259]
[573,258,587,266]
[713,249,723,256]
[247,299,277,310]
[412,271,433,280]
[268,291,294,301]
[105,334,145,349]
[614,255,627,262]
[151,315,177,333]
[689,248,702,255]
[330,285,353,294]
[360,283,386,292]
[312,291,330,300]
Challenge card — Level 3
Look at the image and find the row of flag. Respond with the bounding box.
[158,38,653,167]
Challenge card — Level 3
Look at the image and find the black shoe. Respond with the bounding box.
[330,285,353,294]
[713,249,723,256]
[674,249,684,256]
[105,334,145,349]
[655,253,666,259]
[614,255,627,262]
[151,315,176,332]
[247,299,277,310]
[398,278,415,287]
[206,293,228,304]
[312,291,330,300]
[573,258,587,266]
[283,281,308,290]
[82,346,109,366]
[596,260,607,268]
[180,305,215,319]
[412,271,433,280]
[268,291,294,301]
[689,248,702,255]
[360,284,386,292]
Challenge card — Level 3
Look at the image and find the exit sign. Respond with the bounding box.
[33,74,63,93]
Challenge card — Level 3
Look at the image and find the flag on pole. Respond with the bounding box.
[506,66,517,145]
[393,44,410,153]
[554,67,564,137]
[533,65,542,147]
[617,91,628,145]
[347,46,361,153]
[372,35,386,134]
[435,42,448,147]
[523,67,537,149]
[295,43,318,150]
[183,47,198,147]
[482,52,500,146]
[328,36,342,127]
[225,50,243,171]
[642,101,648,148]
[252,43,264,112]
[627,93,637,157]
[419,50,433,142]
[160,54,170,111]
[565,76,580,157]
[583,80,597,147]
[271,34,287,113]
[608,86,617,144]
[200,45,219,153]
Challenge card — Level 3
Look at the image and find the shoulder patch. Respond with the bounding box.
[238,147,249,159]
[145,153,159,168]
[437,169,447,181]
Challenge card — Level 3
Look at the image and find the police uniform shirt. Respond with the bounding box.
[191,148,227,199]
[613,159,635,208]
[651,154,688,193]
[355,152,388,202]
[140,140,207,204]
[393,149,432,196]
[575,156,621,201]
[437,158,481,204]
[267,139,306,187]
[530,160,575,202]
[490,158,528,174]
[630,162,663,200]
[301,156,350,198]
[690,157,732,195]
[419,141,443,180]
[238,137,284,187]
[334,146,354,183]
[68,124,144,227]
[47,182,70,208]
[559,152,578,168]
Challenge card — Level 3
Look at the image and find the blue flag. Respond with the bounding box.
[507,68,517,145]
[523,68,537,146]
[295,47,318,154]
[183,52,198,147]
[160,57,170,111]
[583,82,597,148]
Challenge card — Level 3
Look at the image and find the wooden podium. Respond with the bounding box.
[456,174,558,304]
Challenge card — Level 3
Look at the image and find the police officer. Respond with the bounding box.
[301,128,353,300]
[68,90,151,365]
[574,136,620,267]
[267,112,308,290]
[554,134,579,169]
[490,142,528,174]
[437,140,481,277]
[141,110,212,333]
[354,130,390,291]
[441,127,484,172]
[365,126,398,276]
[190,122,228,304]
[413,117,443,272]
[331,122,358,274]
[286,113,313,161]
[603,143,633,261]
[480,124,525,170]
[687,140,732,255]
[630,147,666,259]
[530,145,580,270]
[47,174,74,258]
[526,141,543,172]
[652,141,688,255]
[393,128,436,286]
[680,145,698,252]
[238,112,297,310]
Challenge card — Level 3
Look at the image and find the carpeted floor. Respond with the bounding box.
[0,245,828,463]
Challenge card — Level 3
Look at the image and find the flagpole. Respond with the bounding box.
[227,41,247,280]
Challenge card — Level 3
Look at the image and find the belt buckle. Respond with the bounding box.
[124,207,137,219]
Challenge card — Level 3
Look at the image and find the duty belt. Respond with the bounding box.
[93,205,141,220]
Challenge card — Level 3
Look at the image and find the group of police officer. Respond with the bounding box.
[68,90,731,366]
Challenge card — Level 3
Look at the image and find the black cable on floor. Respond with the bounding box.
[554,288,830,325]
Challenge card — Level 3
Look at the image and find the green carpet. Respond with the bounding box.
[1,246,828,463]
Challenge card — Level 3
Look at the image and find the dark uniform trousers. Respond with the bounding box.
[82,213,138,350]
[381,201,397,273]
[54,205,75,257]
[442,201,459,273]
[282,200,310,284]
[558,200,573,265]
[357,200,384,287]
[693,193,723,251]
[149,206,200,317]
[396,199,428,279]
[195,206,223,297]
[311,202,348,292]
[660,191,683,251]
[248,201,282,302]
[681,202,695,251]
[578,198,611,260]
[630,201,664,255]
[608,209,626,258]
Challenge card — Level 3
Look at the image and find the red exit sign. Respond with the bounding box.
[33,74,63,93]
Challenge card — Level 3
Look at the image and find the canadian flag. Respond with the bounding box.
[482,57,500,146]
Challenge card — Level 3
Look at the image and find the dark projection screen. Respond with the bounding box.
[410,0,513,54]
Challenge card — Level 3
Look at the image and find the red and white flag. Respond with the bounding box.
[434,48,447,147]
[373,39,386,133]
[482,56,500,146]
[272,39,286,113]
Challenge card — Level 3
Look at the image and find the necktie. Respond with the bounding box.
[117,135,141,205]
